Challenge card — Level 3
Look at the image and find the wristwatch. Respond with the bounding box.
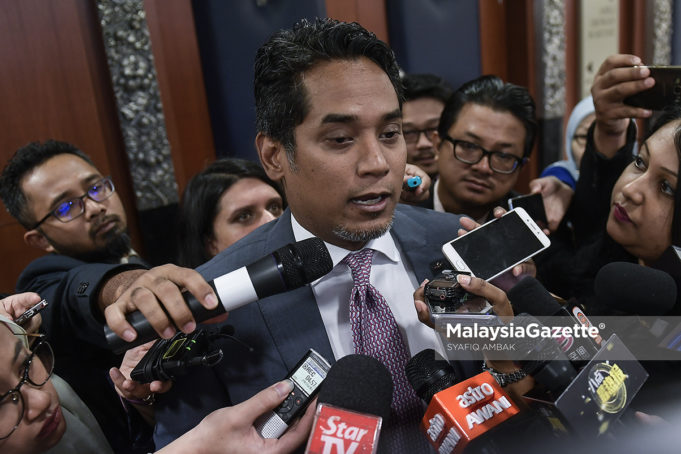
[482,362,528,387]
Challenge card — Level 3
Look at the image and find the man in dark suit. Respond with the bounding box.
[114,18,472,451]
[0,141,218,453]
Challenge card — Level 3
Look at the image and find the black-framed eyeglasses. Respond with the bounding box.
[31,176,115,230]
[403,127,438,145]
[0,336,54,440]
[572,133,588,146]
[442,135,526,174]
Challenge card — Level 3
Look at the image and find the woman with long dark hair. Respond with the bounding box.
[176,159,285,268]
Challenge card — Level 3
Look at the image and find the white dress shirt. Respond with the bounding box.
[291,215,445,360]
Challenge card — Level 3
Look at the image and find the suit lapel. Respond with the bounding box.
[257,210,336,369]
[392,206,447,282]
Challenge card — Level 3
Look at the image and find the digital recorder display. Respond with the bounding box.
[290,356,327,396]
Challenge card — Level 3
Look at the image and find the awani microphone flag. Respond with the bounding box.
[421,371,520,454]
[305,403,382,454]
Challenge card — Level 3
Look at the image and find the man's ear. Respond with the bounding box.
[255,132,287,181]
[24,230,55,253]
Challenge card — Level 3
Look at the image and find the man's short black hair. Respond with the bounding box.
[402,73,454,104]
[438,75,537,158]
[0,140,94,229]
[254,18,403,162]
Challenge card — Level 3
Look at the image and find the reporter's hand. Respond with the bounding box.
[529,176,573,232]
[400,163,431,203]
[0,292,43,334]
[413,280,434,328]
[455,274,514,320]
[109,342,172,402]
[103,264,220,343]
[591,54,653,157]
[157,380,315,454]
[456,207,507,237]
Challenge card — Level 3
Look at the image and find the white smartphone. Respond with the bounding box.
[441,207,551,281]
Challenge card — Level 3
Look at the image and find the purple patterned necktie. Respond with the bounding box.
[341,248,425,451]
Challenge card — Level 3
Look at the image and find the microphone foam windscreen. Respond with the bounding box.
[595,262,677,315]
[275,237,333,288]
[317,354,393,421]
[507,275,561,316]
[404,349,457,404]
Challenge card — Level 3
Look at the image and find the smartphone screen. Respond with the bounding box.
[442,208,550,281]
[624,66,681,110]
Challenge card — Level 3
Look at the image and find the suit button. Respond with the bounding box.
[77,282,89,295]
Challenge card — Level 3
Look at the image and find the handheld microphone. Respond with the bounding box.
[406,350,521,454]
[305,355,392,454]
[511,314,578,398]
[509,276,600,362]
[105,238,333,353]
[594,262,677,315]
[523,333,649,439]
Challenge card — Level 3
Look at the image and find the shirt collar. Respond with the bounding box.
[432,178,445,213]
[290,213,400,269]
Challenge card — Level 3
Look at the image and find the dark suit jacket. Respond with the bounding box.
[16,254,151,453]
[154,204,478,447]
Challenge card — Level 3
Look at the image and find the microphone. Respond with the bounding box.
[594,262,677,315]
[406,350,522,453]
[105,238,333,353]
[509,276,600,362]
[305,355,392,454]
[522,333,649,439]
[510,314,578,398]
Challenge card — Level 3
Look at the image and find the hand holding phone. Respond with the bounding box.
[624,66,681,110]
[508,193,548,230]
[14,299,48,326]
[442,208,550,282]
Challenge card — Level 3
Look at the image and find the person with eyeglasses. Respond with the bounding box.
[420,75,536,225]
[0,313,314,454]
[400,73,454,179]
[0,141,221,452]
[528,96,596,232]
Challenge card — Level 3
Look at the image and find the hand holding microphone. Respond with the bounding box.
[105,238,333,353]
[406,349,521,454]
[305,355,393,454]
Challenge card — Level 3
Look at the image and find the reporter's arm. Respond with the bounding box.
[0,292,43,334]
[102,264,219,342]
[591,54,653,158]
[529,176,574,232]
[109,341,173,426]
[156,380,315,454]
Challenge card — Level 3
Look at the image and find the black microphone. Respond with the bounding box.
[105,237,333,353]
[405,349,458,404]
[594,261,677,315]
[305,355,393,454]
[406,349,561,454]
[511,314,578,397]
[509,276,600,363]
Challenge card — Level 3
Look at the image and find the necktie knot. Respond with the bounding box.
[341,248,374,286]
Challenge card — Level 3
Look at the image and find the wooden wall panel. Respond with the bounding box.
[325,0,389,42]
[478,0,538,193]
[144,0,215,194]
[0,0,140,291]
